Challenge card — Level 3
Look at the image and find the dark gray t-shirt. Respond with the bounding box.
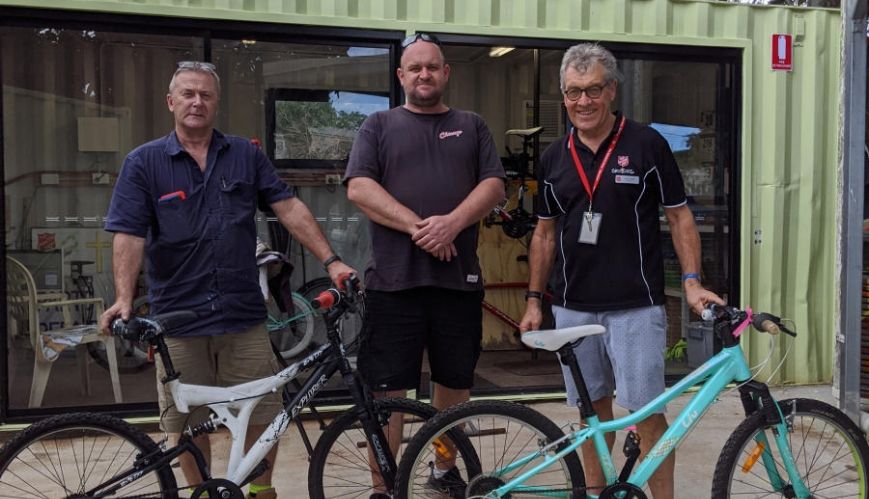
[344,106,505,292]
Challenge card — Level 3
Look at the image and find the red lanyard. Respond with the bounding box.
[568,116,626,208]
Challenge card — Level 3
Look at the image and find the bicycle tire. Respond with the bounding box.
[267,291,316,359]
[88,294,153,374]
[308,397,438,499]
[0,412,178,498]
[395,400,585,499]
[711,397,869,498]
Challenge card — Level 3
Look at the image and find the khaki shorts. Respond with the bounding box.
[155,323,283,433]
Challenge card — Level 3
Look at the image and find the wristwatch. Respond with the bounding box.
[682,273,701,283]
[524,290,543,301]
[323,254,342,271]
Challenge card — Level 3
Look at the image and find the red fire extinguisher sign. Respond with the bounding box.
[772,34,793,71]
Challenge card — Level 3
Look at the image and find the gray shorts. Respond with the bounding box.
[553,305,667,412]
[155,323,283,433]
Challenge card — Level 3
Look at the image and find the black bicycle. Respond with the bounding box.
[0,275,472,498]
[485,126,543,240]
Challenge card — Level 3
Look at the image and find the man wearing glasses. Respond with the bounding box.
[345,33,505,498]
[519,44,723,499]
[100,61,355,499]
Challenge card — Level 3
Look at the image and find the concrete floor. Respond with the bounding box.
[196,384,839,498]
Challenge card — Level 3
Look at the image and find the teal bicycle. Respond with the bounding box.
[394,305,869,498]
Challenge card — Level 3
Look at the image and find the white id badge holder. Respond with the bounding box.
[578,213,603,245]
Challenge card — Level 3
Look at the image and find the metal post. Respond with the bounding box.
[839,0,868,423]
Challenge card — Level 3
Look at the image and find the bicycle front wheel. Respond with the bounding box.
[308,397,438,499]
[712,397,869,498]
[0,412,178,498]
[268,291,316,359]
[395,400,584,499]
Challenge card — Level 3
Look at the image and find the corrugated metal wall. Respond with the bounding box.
[0,0,843,384]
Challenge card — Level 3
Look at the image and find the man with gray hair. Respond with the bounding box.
[520,43,723,498]
[100,60,355,499]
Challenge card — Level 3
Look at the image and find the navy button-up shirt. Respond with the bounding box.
[105,130,293,337]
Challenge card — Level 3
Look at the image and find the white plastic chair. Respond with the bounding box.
[6,255,122,407]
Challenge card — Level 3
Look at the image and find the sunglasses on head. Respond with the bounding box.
[176,61,217,72]
[401,33,441,48]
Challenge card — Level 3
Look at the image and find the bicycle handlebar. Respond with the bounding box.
[701,304,796,337]
[311,273,363,311]
[111,311,199,343]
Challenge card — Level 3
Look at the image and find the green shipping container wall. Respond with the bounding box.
[0,0,842,385]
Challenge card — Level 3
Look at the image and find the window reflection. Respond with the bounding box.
[2,26,202,409]
[212,39,389,365]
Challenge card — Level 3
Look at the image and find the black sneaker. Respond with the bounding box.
[426,466,466,498]
[369,493,391,499]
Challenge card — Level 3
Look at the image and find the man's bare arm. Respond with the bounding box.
[664,204,724,314]
[412,177,506,253]
[347,177,456,260]
[346,177,422,235]
[519,218,557,332]
[99,233,145,333]
[270,197,356,283]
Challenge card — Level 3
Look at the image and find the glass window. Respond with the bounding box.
[2,25,202,410]
[212,40,390,169]
[211,39,390,363]
[442,46,537,157]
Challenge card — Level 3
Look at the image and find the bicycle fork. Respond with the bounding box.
[341,367,400,492]
[738,383,811,498]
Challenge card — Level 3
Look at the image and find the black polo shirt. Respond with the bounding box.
[536,112,687,312]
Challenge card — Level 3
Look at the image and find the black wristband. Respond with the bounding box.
[525,290,543,301]
[323,254,342,271]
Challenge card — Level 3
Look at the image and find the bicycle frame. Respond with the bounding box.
[486,334,810,498]
[164,340,339,484]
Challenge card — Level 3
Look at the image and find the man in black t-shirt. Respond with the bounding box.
[344,33,505,498]
[520,44,723,499]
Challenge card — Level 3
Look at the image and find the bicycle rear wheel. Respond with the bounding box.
[712,397,869,498]
[0,412,178,498]
[268,291,316,359]
[395,400,584,499]
[308,398,437,499]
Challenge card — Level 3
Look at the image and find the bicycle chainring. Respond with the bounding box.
[190,478,244,499]
[598,482,648,499]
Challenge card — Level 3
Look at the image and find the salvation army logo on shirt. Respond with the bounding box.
[439,130,464,140]
[617,155,630,167]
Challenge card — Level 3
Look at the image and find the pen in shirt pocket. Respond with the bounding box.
[158,190,186,203]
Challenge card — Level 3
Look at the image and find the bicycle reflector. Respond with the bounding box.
[741,441,765,474]
[432,437,454,461]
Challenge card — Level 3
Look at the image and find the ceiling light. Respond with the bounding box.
[489,46,515,57]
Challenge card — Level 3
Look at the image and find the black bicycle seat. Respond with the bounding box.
[505,126,544,138]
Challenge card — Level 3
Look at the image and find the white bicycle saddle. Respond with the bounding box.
[521,324,606,351]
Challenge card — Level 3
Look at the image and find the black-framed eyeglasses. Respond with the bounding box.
[401,33,441,49]
[563,82,611,101]
[176,61,217,72]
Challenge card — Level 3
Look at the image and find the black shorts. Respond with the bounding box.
[357,287,484,391]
